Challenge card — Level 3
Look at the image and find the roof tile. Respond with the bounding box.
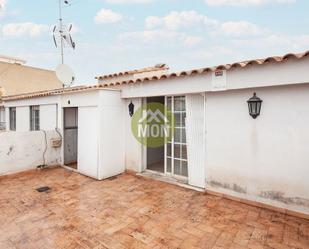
[3,50,309,101]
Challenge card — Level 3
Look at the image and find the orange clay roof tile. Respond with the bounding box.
[3,50,309,101]
[95,64,169,80]
[98,50,308,88]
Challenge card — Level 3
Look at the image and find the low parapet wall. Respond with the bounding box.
[0,130,61,176]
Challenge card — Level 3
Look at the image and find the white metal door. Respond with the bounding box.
[165,96,188,180]
[186,94,206,188]
[78,107,98,179]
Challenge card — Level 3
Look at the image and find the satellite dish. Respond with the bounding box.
[55,64,75,87]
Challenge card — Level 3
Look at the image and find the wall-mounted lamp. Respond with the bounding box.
[128,101,135,117]
[247,93,262,119]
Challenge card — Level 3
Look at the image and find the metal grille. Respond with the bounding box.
[0,106,5,130]
[30,106,40,131]
[9,107,16,131]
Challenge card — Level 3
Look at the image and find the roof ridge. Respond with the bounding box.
[96,64,169,80]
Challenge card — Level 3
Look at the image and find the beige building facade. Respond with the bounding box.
[0,55,62,97]
[0,55,62,130]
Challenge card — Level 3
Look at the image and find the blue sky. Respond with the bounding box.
[1,0,309,84]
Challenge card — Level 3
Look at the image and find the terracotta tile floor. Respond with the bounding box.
[0,167,308,249]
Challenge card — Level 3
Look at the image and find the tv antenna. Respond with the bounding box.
[53,0,76,64]
[53,0,76,87]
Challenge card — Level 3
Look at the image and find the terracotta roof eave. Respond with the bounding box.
[2,85,99,102]
[100,49,309,87]
[3,50,309,101]
[96,66,170,80]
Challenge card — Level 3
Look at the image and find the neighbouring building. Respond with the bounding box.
[95,63,169,85]
[1,51,309,219]
[0,55,62,130]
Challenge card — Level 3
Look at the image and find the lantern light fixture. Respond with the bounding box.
[247,92,262,119]
[128,101,135,117]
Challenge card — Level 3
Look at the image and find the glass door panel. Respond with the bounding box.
[164,96,188,178]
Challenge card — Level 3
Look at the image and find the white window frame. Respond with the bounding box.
[9,107,16,131]
[30,105,40,131]
[0,106,5,130]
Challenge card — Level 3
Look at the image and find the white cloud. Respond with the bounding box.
[0,0,6,10]
[184,36,203,46]
[1,0,20,18]
[233,34,309,50]
[219,21,267,36]
[205,0,296,6]
[94,9,123,24]
[146,11,218,30]
[1,22,50,37]
[119,30,203,47]
[145,11,266,37]
[106,0,154,3]
[145,16,162,29]
[0,0,6,16]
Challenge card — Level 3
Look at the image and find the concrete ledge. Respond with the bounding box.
[0,165,60,179]
[125,169,138,176]
[205,189,309,221]
[136,170,205,192]
[130,170,309,220]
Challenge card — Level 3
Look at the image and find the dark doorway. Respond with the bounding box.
[146,96,165,173]
[63,107,78,169]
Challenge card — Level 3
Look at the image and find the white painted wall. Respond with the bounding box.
[0,130,61,175]
[205,84,309,214]
[5,95,60,108]
[2,89,127,180]
[60,89,126,180]
[121,57,309,98]
[16,106,30,131]
[62,91,99,108]
[5,108,9,131]
[5,105,58,132]
[124,98,143,172]
[40,104,57,130]
[118,58,309,215]
[78,106,99,179]
[98,90,125,179]
[4,96,61,132]
[61,91,98,178]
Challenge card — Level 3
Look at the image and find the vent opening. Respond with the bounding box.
[36,186,51,193]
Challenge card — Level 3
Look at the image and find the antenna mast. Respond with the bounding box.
[58,0,64,64]
[53,0,76,65]
[53,0,76,88]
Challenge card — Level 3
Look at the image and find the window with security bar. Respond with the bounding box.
[30,106,40,131]
[9,107,16,131]
[0,106,5,130]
